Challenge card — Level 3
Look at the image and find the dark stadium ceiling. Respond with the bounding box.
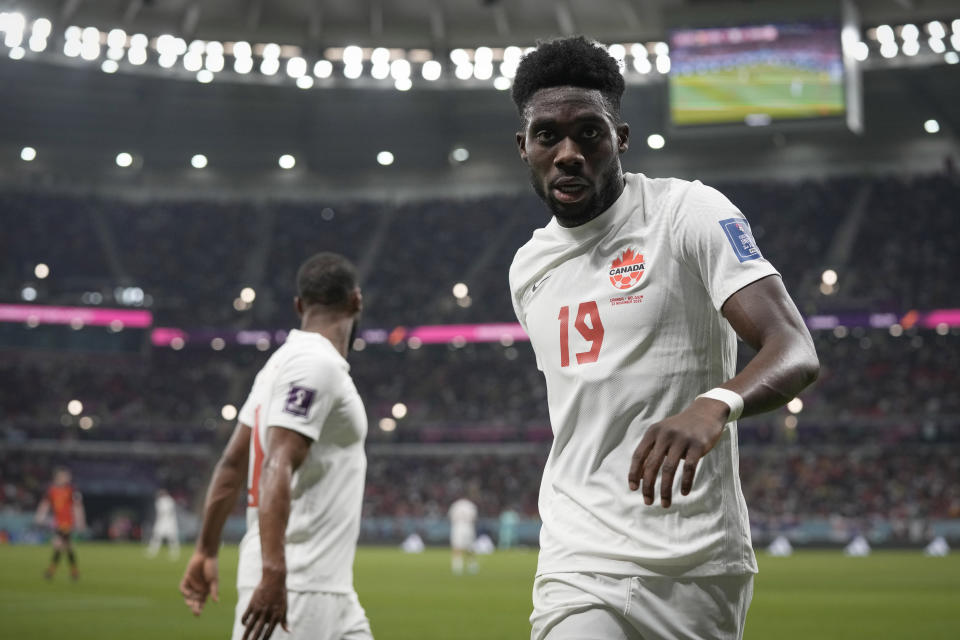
[10,0,960,49]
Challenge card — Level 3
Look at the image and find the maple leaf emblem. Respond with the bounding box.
[611,248,644,268]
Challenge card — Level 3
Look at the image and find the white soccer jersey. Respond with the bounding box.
[155,494,178,525]
[236,329,368,593]
[510,173,778,578]
[449,498,478,550]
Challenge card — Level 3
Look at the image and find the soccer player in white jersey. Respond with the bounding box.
[508,37,820,640]
[179,253,373,640]
[448,497,479,575]
[147,489,180,558]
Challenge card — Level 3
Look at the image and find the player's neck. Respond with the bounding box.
[299,311,354,358]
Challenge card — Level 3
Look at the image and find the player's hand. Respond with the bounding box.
[628,397,729,508]
[241,569,289,640]
[179,550,219,616]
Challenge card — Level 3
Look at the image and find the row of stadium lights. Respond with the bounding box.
[0,12,675,90]
[213,401,407,432]
[859,20,960,61]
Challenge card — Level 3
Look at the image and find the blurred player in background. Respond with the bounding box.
[180,252,373,640]
[35,468,86,581]
[448,496,478,575]
[509,37,819,639]
[146,488,180,559]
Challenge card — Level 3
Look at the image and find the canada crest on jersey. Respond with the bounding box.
[609,248,645,290]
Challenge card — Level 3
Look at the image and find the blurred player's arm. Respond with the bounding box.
[34,495,50,524]
[180,421,251,615]
[73,492,87,531]
[630,275,819,507]
[241,426,310,640]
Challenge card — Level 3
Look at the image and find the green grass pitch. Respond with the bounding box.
[1,544,958,639]
[671,65,845,125]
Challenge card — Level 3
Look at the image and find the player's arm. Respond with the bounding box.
[180,421,251,615]
[74,493,87,531]
[34,496,50,524]
[629,275,819,507]
[241,426,310,640]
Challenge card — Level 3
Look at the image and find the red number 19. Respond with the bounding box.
[558,301,605,367]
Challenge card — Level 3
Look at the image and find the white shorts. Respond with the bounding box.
[232,588,373,640]
[530,572,753,640]
[450,527,476,551]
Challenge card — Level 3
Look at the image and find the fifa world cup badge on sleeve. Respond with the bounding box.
[719,218,762,263]
[284,385,316,417]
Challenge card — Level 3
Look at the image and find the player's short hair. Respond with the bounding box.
[296,252,358,310]
[511,36,625,121]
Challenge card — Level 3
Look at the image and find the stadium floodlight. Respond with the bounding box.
[34,262,49,278]
[196,69,214,83]
[67,400,83,416]
[342,45,363,66]
[170,336,185,350]
[260,56,280,75]
[205,54,225,72]
[655,55,670,74]
[20,146,36,162]
[786,398,804,414]
[952,32,960,51]
[821,269,838,286]
[64,25,81,41]
[107,28,126,50]
[879,41,898,58]
[262,43,281,59]
[343,62,363,79]
[379,417,397,432]
[924,119,940,134]
[503,46,523,65]
[394,77,412,91]
[221,404,238,420]
[2,13,24,48]
[232,40,252,58]
[31,17,52,39]
[28,35,47,52]
[390,58,411,80]
[115,152,134,167]
[654,42,669,56]
[191,154,208,169]
[954,19,960,34]
[371,47,390,66]
[875,24,895,42]
[80,39,100,61]
[784,415,797,430]
[7,46,24,59]
[314,59,333,78]
[927,21,946,39]
[647,134,665,150]
[286,56,307,78]
[278,154,296,169]
[474,46,493,65]
[377,151,394,166]
[473,62,494,80]
[371,63,390,80]
[493,76,511,91]
[900,24,919,41]
[128,46,147,65]
[889,323,904,337]
[21,285,37,301]
[157,34,177,56]
[454,63,473,80]
[852,41,869,61]
[499,61,517,79]
[450,147,470,163]
[210,337,226,351]
[633,55,652,74]
[205,40,224,56]
[421,59,441,81]
[184,50,203,71]
[452,282,469,298]
[240,287,256,303]
[902,39,920,56]
[296,75,314,89]
[101,59,119,73]
[158,53,177,68]
[233,55,253,74]
[107,46,124,60]
[64,38,81,57]
[129,33,148,49]
[929,37,946,54]
[450,48,469,66]
[608,43,626,61]
[391,403,408,419]
[946,51,959,64]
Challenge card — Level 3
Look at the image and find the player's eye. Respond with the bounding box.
[581,126,601,140]
[535,130,555,144]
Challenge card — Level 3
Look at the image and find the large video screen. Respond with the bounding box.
[669,22,845,127]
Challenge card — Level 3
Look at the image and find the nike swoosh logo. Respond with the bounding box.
[532,274,551,292]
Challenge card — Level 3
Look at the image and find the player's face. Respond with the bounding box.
[517,87,629,226]
[55,470,70,485]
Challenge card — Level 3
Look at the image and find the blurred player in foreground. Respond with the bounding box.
[35,468,86,580]
[448,496,478,575]
[180,253,373,640]
[509,37,819,639]
[146,488,180,559]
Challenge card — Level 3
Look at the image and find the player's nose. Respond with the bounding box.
[553,137,584,170]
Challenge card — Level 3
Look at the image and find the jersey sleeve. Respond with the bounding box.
[264,351,339,441]
[671,180,780,310]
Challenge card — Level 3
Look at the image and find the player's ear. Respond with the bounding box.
[294,296,304,317]
[516,131,528,163]
[349,287,363,315]
[616,123,630,154]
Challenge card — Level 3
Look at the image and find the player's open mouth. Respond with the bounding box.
[551,183,590,204]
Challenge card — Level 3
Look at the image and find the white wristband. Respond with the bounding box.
[697,388,744,422]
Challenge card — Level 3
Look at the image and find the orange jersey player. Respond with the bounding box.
[35,468,86,580]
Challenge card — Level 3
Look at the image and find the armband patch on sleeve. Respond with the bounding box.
[719,217,762,263]
[283,385,316,417]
